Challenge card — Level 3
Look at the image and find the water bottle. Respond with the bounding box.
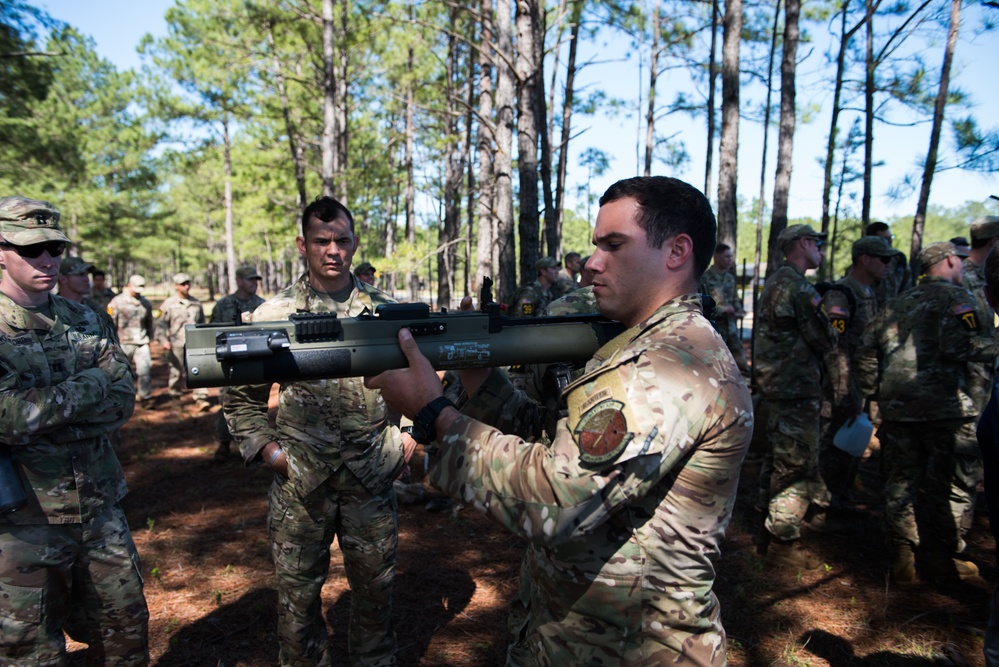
[0,446,27,514]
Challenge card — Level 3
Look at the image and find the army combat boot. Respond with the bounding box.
[889,546,917,584]
[923,556,979,582]
[764,538,823,571]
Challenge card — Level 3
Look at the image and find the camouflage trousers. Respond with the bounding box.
[879,419,971,561]
[268,466,398,667]
[164,345,208,400]
[759,398,830,541]
[951,420,983,553]
[120,343,152,400]
[215,388,232,444]
[0,505,149,666]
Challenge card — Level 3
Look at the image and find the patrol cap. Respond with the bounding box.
[851,236,898,260]
[354,261,375,275]
[949,236,971,257]
[777,224,826,251]
[536,257,559,270]
[971,216,999,242]
[59,256,94,276]
[235,265,261,280]
[128,275,146,292]
[0,196,71,246]
[173,272,192,285]
[917,241,956,268]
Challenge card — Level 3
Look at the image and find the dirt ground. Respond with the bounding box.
[75,346,995,667]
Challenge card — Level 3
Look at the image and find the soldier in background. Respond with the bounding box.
[508,257,560,317]
[89,268,116,312]
[755,224,844,570]
[578,254,595,288]
[57,256,113,328]
[157,272,210,411]
[699,242,749,375]
[108,275,155,406]
[367,176,753,666]
[354,261,377,286]
[866,221,910,308]
[816,236,896,517]
[225,196,414,666]
[553,251,581,297]
[210,265,265,462]
[857,242,999,583]
[0,196,148,665]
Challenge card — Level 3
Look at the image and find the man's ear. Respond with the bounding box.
[665,234,694,271]
[295,236,306,257]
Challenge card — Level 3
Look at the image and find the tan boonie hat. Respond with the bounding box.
[59,256,94,276]
[128,275,146,291]
[173,272,192,285]
[235,265,262,280]
[536,257,559,270]
[851,236,898,260]
[778,224,826,250]
[0,196,71,246]
[971,216,999,242]
[917,241,956,268]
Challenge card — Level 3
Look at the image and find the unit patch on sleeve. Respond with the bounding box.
[952,302,979,332]
[573,399,634,464]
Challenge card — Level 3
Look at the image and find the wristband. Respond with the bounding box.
[267,447,283,465]
[412,396,455,444]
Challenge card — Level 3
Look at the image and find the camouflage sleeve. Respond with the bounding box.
[820,290,850,340]
[796,284,838,355]
[938,291,999,364]
[224,382,279,463]
[460,367,548,441]
[154,303,169,345]
[855,310,885,399]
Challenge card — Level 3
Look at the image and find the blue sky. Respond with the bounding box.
[35,0,999,225]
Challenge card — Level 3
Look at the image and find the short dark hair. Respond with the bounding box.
[985,243,999,296]
[598,176,716,278]
[865,221,890,236]
[715,243,731,253]
[973,236,995,250]
[564,251,581,264]
[301,196,355,237]
[92,269,106,278]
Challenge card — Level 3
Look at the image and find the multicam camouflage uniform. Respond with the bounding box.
[818,273,877,504]
[0,292,149,665]
[507,280,555,317]
[89,286,117,312]
[210,292,265,448]
[156,292,208,400]
[698,266,749,374]
[873,251,910,309]
[553,267,578,299]
[225,273,405,667]
[754,264,841,541]
[107,291,154,401]
[857,273,999,573]
[432,294,753,666]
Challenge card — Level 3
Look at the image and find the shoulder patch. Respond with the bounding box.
[573,398,634,464]
[952,302,979,331]
[810,293,822,308]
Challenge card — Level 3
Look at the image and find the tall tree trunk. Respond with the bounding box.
[475,0,496,296]
[911,0,961,263]
[266,23,307,214]
[516,0,541,282]
[321,0,337,197]
[643,0,661,177]
[554,0,583,254]
[536,5,556,259]
[439,7,466,309]
[767,0,800,276]
[464,48,476,298]
[862,0,874,227]
[716,0,741,251]
[495,0,517,302]
[704,0,720,196]
[336,0,349,199]
[223,114,237,293]
[405,32,418,302]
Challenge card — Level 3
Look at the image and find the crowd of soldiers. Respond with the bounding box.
[3,184,999,666]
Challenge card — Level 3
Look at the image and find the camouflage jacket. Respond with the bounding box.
[553,269,578,299]
[856,275,999,421]
[107,292,154,346]
[224,273,405,497]
[431,294,753,666]
[156,294,205,347]
[963,257,997,410]
[698,267,740,335]
[89,286,116,312]
[819,274,878,412]
[0,292,133,524]
[508,280,555,317]
[755,264,840,400]
[873,251,910,309]
[210,292,265,325]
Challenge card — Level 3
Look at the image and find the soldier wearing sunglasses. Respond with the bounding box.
[0,196,148,664]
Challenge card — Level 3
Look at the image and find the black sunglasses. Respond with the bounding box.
[0,241,67,259]
[878,255,892,264]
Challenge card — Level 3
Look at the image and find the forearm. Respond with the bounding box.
[0,368,111,444]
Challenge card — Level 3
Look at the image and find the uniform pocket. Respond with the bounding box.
[0,580,43,655]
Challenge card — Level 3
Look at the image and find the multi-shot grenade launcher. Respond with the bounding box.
[184,278,625,389]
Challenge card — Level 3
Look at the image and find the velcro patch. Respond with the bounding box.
[810,294,822,308]
[952,303,979,331]
[829,317,847,335]
[573,399,634,464]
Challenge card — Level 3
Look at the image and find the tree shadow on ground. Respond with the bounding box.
[800,629,968,667]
